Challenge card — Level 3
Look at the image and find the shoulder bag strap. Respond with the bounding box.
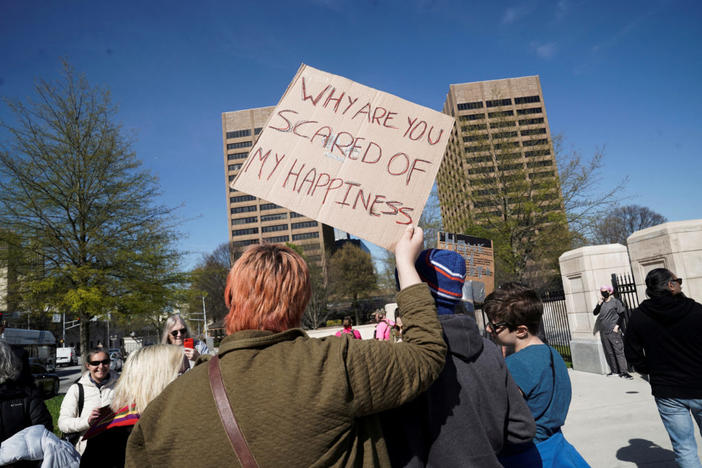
[77,383,84,416]
[208,355,259,468]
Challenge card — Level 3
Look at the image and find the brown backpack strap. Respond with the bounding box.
[208,355,259,468]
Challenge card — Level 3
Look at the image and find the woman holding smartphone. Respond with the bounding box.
[161,314,209,372]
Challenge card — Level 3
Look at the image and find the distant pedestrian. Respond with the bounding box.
[382,249,536,467]
[486,283,589,467]
[625,268,702,468]
[593,285,633,379]
[335,316,362,339]
[374,310,394,341]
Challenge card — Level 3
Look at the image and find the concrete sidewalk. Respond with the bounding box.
[562,370,702,467]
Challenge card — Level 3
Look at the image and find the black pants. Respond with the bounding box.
[600,331,628,374]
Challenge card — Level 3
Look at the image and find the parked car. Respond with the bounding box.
[109,349,123,372]
[56,346,78,367]
[30,362,59,399]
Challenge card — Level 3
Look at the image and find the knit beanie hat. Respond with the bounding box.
[414,249,466,315]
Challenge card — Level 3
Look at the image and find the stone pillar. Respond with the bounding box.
[558,244,631,374]
[628,219,702,302]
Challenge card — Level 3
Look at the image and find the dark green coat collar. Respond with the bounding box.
[218,328,308,356]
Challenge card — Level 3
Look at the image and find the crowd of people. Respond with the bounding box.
[0,225,699,467]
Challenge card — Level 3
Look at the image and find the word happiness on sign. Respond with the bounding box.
[232,64,455,250]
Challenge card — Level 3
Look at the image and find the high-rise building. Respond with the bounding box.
[437,75,563,233]
[222,107,335,265]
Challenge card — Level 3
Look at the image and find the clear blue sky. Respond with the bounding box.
[2,0,700,270]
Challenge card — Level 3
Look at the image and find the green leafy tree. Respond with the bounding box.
[328,242,377,325]
[0,63,184,359]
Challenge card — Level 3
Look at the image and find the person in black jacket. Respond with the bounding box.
[0,340,53,443]
[382,249,536,467]
[624,268,702,468]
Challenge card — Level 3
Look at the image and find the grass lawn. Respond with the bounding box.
[45,394,64,437]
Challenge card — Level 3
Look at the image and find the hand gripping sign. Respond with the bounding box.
[232,64,455,250]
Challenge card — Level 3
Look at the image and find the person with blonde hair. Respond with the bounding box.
[161,313,209,372]
[80,344,183,468]
[127,226,447,467]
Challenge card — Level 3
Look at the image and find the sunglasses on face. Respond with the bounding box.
[170,328,187,338]
[88,359,110,366]
[670,278,683,285]
[485,319,512,333]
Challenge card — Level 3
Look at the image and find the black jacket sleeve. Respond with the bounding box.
[28,394,53,433]
[593,303,602,315]
[624,313,649,374]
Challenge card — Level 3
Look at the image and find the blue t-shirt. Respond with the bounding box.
[506,344,572,443]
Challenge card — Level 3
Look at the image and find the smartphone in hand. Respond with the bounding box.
[184,338,194,349]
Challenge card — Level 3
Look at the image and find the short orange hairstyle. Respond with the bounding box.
[224,244,311,334]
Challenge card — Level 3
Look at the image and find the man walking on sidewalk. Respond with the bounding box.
[625,268,702,468]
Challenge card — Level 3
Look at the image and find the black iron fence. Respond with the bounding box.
[611,272,640,311]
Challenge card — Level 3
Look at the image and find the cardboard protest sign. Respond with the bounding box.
[232,64,454,250]
[437,231,495,301]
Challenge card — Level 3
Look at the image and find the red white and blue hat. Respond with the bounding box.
[415,249,466,315]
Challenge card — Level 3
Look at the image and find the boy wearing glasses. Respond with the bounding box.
[625,269,702,468]
[485,283,589,467]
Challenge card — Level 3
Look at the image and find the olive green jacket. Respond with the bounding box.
[126,283,445,467]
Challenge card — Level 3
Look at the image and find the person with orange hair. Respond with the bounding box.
[126,226,446,467]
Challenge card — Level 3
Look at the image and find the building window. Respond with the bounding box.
[292,232,319,241]
[227,152,248,160]
[233,239,259,247]
[289,212,305,218]
[498,162,524,171]
[527,160,553,168]
[468,166,495,175]
[522,139,548,147]
[226,129,251,139]
[530,171,555,179]
[300,243,319,251]
[459,113,486,121]
[232,216,258,225]
[462,124,487,131]
[518,117,545,126]
[230,195,256,203]
[232,227,259,236]
[516,107,542,116]
[228,163,243,172]
[457,101,483,110]
[227,141,253,150]
[490,121,516,129]
[492,131,518,139]
[520,128,547,136]
[496,152,522,161]
[291,221,318,229]
[524,149,551,157]
[515,95,541,105]
[494,142,519,150]
[261,213,288,222]
[254,127,263,135]
[488,110,514,118]
[231,205,257,214]
[468,155,493,163]
[463,135,489,142]
[465,144,491,153]
[259,203,279,211]
[228,175,236,182]
[261,224,288,233]
[263,235,289,243]
[486,98,512,107]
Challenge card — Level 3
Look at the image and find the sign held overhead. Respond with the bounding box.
[233,64,454,250]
